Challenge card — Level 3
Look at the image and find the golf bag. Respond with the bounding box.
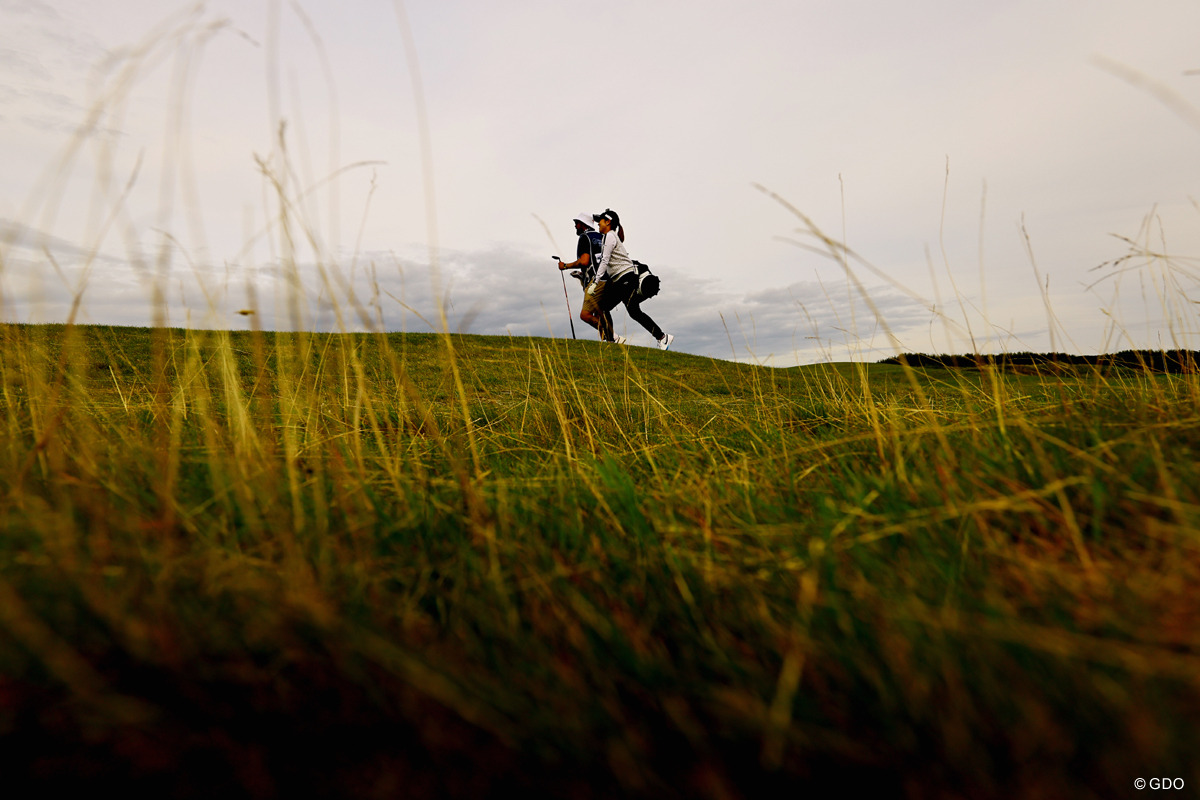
[633,261,660,301]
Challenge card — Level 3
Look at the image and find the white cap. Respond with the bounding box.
[573,212,594,229]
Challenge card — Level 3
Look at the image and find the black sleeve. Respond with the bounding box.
[577,234,590,260]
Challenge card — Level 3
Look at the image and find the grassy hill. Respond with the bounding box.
[1,323,1198,797]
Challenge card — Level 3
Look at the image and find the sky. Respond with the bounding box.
[2,0,1200,365]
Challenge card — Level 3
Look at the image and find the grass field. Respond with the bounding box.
[1,321,1197,797]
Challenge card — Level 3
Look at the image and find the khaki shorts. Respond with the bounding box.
[580,279,610,317]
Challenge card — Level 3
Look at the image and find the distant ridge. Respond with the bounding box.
[879,350,1200,374]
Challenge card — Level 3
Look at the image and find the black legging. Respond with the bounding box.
[624,293,663,341]
[599,271,640,313]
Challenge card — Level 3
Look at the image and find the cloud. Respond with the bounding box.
[0,46,51,80]
[240,245,941,366]
[1,225,941,365]
[0,0,60,25]
[0,0,126,142]
[0,217,121,262]
[1,219,1155,366]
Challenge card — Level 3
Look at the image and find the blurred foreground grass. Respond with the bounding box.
[1,322,1198,798]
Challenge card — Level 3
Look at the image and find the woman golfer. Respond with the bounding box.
[580,209,639,344]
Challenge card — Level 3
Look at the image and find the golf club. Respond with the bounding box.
[552,257,576,339]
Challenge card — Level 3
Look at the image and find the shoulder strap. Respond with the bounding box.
[586,231,602,258]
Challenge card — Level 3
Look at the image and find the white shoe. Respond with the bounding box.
[613,335,628,345]
[657,333,674,351]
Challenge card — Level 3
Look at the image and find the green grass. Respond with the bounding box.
[1,321,1198,797]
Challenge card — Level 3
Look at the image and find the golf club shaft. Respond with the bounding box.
[554,257,576,339]
[561,274,576,339]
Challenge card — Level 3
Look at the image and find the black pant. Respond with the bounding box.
[599,271,640,312]
[624,293,663,341]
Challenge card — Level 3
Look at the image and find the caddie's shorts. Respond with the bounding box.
[582,271,639,317]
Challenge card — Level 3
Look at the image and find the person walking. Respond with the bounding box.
[580,209,639,344]
[556,212,615,342]
[556,212,603,289]
[599,215,673,350]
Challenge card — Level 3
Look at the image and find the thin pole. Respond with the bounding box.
[554,257,577,339]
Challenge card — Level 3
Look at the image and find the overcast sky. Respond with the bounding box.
[3,0,1200,364]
